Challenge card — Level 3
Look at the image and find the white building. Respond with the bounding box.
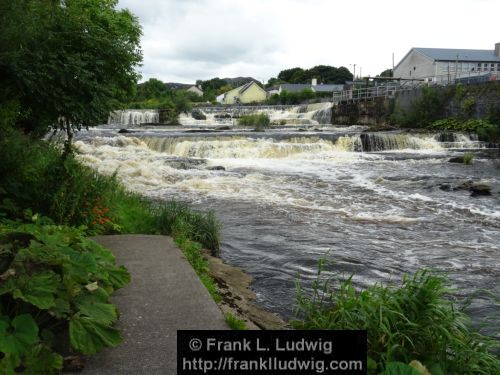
[394,43,500,82]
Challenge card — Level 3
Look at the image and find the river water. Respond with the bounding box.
[75,122,500,323]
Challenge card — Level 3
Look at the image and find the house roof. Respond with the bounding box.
[238,81,264,94]
[414,47,500,62]
[279,84,312,93]
[312,84,344,92]
[279,83,343,93]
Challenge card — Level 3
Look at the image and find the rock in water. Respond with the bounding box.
[470,182,492,197]
[208,166,226,171]
[449,156,464,163]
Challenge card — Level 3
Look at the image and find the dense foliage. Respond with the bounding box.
[0,219,130,373]
[0,0,142,141]
[293,263,500,375]
[272,65,353,85]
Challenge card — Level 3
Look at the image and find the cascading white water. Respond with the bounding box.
[108,109,160,126]
[141,132,449,159]
[179,103,334,126]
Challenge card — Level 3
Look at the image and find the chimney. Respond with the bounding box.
[311,78,317,86]
[496,42,500,57]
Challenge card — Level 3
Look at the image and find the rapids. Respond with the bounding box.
[75,126,500,323]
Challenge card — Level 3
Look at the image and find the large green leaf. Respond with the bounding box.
[63,251,97,283]
[74,295,118,325]
[0,353,20,375]
[4,271,60,309]
[0,314,39,355]
[23,344,63,375]
[105,266,130,290]
[69,316,122,355]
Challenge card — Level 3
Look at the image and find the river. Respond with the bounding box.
[76,108,500,324]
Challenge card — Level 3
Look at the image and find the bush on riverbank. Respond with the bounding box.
[293,262,500,375]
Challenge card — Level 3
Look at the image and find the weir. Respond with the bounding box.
[107,103,334,127]
[137,131,487,158]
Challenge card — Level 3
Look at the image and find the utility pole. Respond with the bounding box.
[350,63,356,81]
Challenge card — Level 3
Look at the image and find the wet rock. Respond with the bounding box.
[118,128,132,133]
[191,109,207,120]
[215,126,231,131]
[470,182,492,197]
[208,166,226,171]
[298,128,307,132]
[449,156,465,163]
[453,180,474,191]
[214,113,232,119]
[439,183,452,191]
[203,250,288,330]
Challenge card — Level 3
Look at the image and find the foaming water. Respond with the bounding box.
[75,129,500,321]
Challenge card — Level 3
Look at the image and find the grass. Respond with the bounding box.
[174,230,221,303]
[463,152,474,165]
[238,113,270,131]
[293,259,500,375]
[225,313,247,330]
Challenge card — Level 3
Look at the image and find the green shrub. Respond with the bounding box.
[238,113,271,128]
[0,219,130,374]
[463,152,474,165]
[154,201,222,255]
[293,262,500,375]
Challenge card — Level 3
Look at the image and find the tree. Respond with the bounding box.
[0,0,142,153]
[378,69,393,78]
[278,67,305,83]
[276,66,353,84]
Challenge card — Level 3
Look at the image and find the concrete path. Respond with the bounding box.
[79,235,228,375]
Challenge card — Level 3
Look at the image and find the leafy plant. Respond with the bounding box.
[0,219,130,373]
[293,261,500,375]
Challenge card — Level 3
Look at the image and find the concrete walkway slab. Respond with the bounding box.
[78,235,227,375]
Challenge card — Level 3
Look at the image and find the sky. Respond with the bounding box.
[118,0,500,84]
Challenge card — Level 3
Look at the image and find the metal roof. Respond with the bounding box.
[280,84,311,93]
[414,47,500,62]
[312,84,344,92]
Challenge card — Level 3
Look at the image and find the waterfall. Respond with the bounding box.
[434,132,486,149]
[143,136,336,159]
[179,103,334,126]
[108,109,160,126]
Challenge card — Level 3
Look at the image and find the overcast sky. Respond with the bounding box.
[118,0,499,84]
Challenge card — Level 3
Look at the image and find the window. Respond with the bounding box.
[491,63,495,72]
[477,63,482,72]
[497,63,500,71]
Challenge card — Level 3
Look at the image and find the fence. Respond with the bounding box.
[332,72,500,103]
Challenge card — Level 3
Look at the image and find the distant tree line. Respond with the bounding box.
[266,65,353,87]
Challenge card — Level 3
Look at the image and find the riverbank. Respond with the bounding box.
[203,249,288,330]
